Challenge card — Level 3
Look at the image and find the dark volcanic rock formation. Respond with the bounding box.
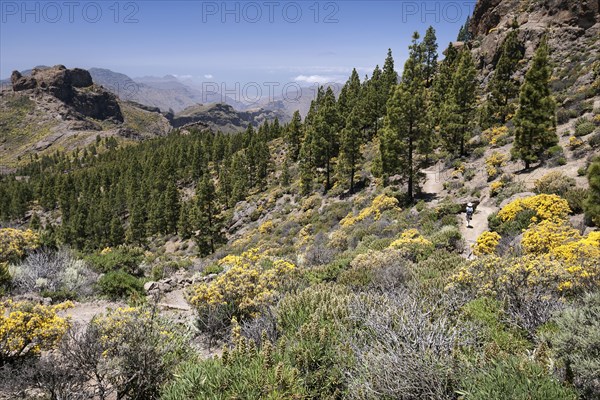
[11,65,123,122]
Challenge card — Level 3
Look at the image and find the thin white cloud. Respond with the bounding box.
[204,74,214,79]
[294,74,346,84]
[173,74,193,79]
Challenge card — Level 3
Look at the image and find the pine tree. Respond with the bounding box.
[339,107,363,193]
[441,48,477,156]
[299,125,316,195]
[338,68,361,121]
[271,117,281,139]
[422,26,438,87]
[431,44,459,132]
[126,200,145,245]
[381,32,429,201]
[485,29,524,125]
[381,49,398,114]
[313,87,341,191]
[457,16,471,42]
[280,157,291,188]
[109,215,124,246]
[163,181,180,233]
[285,111,303,162]
[512,36,557,169]
[194,175,222,255]
[177,202,192,240]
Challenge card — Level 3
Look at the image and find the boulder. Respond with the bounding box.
[144,281,158,292]
[11,70,37,91]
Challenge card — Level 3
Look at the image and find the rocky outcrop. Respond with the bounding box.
[172,102,286,133]
[470,0,599,39]
[466,0,599,84]
[11,65,123,122]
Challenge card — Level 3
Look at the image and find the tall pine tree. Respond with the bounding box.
[285,110,303,162]
[193,175,222,255]
[381,32,429,201]
[339,107,364,193]
[441,47,477,156]
[422,26,438,87]
[485,29,524,126]
[512,36,557,169]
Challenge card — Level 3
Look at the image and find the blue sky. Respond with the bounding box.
[1,1,476,86]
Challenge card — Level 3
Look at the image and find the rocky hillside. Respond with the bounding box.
[468,0,599,86]
[0,65,171,167]
[171,102,289,133]
[90,68,248,113]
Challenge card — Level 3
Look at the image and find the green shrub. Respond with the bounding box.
[557,107,579,124]
[162,343,305,400]
[473,147,486,159]
[304,257,350,284]
[436,201,463,217]
[461,297,529,355]
[488,209,536,236]
[277,285,352,398]
[430,225,462,252]
[202,263,224,276]
[533,171,576,197]
[458,356,577,400]
[574,118,595,137]
[563,187,588,214]
[590,132,600,148]
[97,270,144,300]
[550,292,600,398]
[339,249,410,290]
[494,181,527,206]
[412,250,466,290]
[86,246,144,276]
[584,158,600,226]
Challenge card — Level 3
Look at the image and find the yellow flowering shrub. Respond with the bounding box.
[485,151,508,179]
[340,194,400,227]
[482,126,509,146]
[473,231,502,256]
[569,136,584,149]
[390,229,432,248]
[490,181,504,196]
[258,220,274,234]
[497,194,571,223]
[0,300,72,363]
[451,241,599,296]
[451,162,466,178]
[552,231,600,263]
[93,306,186,357]
[521,219,580,255]
[188,249,296,323]
[100,247,113,255]
[389,229,434,260]
[450,255,565,295]
[0,228,40,264]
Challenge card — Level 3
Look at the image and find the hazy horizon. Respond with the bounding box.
[1,1,477,87]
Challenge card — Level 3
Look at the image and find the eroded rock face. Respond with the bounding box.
[11,65,122,122]
[467,0,600,82]
[11,70,37,91]
[469,0,599,38]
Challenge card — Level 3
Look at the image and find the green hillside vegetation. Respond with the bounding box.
[1,22,599,400]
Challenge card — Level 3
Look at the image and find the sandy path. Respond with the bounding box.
[460,200,497,259]
[421,163,445,202]
[62,300,125,326]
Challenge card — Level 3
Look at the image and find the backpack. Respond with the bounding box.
[466,206,474,215]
